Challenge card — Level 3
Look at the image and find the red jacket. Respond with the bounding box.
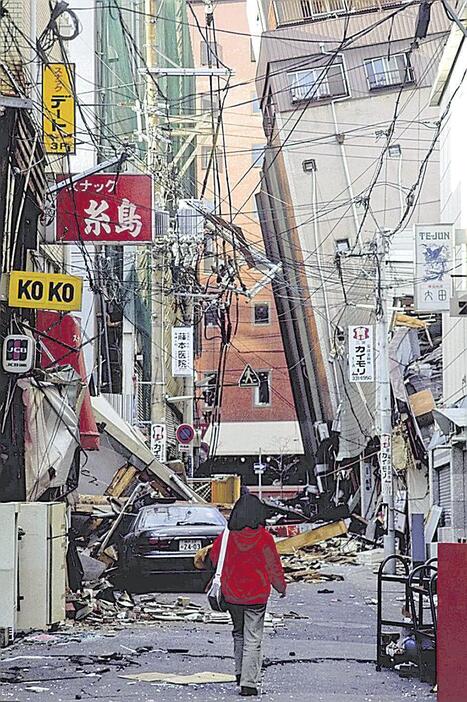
[210,526,286,605]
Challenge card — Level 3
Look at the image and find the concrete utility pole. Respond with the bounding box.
[145,0,167,446]
[375,230,396,572]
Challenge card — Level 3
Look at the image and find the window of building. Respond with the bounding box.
[252,144,264,167]
[201,94,219,117]
[203,372,218,407]
[288,61,348,103]
[200,41,222,66]
[252,94,261,113]
[201,145,223,172]
[335,238,350,254]
[203,233,215,273]
[364,53,414,90]
[254,371,271,406]
[205,306,218,327]
[254,302,270,324]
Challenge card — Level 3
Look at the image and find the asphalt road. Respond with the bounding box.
[0,562,434,702]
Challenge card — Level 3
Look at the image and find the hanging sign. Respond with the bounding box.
[150,423,167,463]
[380,433,393,494]
[348,325,374,383]
[172,326,193,377]
[42,63,76,154]
[2,335,34,374]
[8,271,83,311]
[56,174,153,244]
[414,224,453,311]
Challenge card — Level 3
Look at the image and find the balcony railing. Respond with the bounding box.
[272,0,402,26]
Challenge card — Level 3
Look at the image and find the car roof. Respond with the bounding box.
[139,502,217,512]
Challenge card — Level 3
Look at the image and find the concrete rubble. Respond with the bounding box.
[66,590,286,630]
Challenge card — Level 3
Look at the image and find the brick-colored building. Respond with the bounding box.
[189,0,304,483]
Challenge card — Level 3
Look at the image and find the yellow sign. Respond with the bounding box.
[8,271,83,311]
[42,63,76,154]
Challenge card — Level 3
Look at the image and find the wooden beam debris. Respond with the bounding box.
[275,520,348,555]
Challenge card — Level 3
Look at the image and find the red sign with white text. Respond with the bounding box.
[56,174,153,243]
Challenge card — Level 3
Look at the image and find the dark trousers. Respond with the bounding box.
[228,603,267,688]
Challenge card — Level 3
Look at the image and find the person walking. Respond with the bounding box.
[209,493,286,697]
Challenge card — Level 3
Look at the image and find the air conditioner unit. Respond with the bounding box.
[0,503,19,646]
[16,502,67,632]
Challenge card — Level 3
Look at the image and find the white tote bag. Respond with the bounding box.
[207,528,229,612]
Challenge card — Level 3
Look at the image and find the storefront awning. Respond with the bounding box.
[90,395,203,502]
[36,311,100,451]
[204,421,304,456]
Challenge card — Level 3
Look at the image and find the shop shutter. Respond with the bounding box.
[436,464,452,527]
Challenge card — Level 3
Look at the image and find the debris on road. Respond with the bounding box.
[275,520,348,555]
[65,588,286,630]
[278,534,364,583]
[120,670,236,685]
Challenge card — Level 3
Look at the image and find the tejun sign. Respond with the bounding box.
[8,271,83,311]
[56,174,153,244]
[414,224,453,312]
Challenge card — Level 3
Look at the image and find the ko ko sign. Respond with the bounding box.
[8,271,83,311]
[55,173,153,244]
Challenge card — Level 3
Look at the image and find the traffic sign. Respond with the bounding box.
[254,462,266,475]
[238,364,260,387]
[176,423,195,445]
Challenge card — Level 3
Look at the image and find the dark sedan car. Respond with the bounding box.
[119,502,226,591]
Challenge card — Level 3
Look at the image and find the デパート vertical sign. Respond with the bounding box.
[55,174,153,243]
[42,63,76,154]
[414,224,453,311]
[348,325,374,383]
[172,326,193,377]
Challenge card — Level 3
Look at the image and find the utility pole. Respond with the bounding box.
[375,230,396,572]
[145,0,167,449]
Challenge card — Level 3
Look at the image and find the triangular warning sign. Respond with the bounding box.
[238,364,260,387]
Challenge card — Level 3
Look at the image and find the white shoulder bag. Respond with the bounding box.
[207,528,229,612]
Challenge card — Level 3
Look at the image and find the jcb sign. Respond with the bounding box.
[8,271,83,311]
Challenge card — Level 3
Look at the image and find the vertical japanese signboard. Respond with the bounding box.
[414,224,453,311]
[55,174,153,243]
[151,423,167,463]
[42,63,76,154]
[348,325,374,383]
[172,326,193,377]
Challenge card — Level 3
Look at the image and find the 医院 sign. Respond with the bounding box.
[348,325,374,383]
[8,271,83,311]
[414,224,453,312]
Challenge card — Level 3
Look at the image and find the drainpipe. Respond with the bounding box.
[330,99,360,241]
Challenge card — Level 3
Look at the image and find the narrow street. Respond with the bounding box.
[0,562,432,702]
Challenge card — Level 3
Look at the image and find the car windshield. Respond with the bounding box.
[137,505,226,529]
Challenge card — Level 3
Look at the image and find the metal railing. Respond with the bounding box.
[366,65,415,90]
[272,0,402,25]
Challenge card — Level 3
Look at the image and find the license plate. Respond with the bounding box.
[179,539,202,552]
